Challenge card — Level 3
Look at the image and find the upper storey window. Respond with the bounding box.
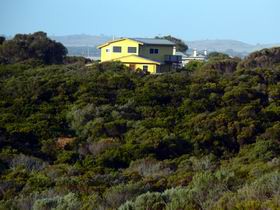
[128,47,137,53]
[113,46,122,53]
[150,48,159,54]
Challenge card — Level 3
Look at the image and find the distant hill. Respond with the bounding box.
[187,40,280,57]
[50,34,112,47]
[50,35,280,58]
[187,40,253,52]
[50,34,112,58]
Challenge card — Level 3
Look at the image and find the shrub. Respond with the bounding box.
[126,158,173,178]
[214,172,280,209]
[55,151,79,164]
[25,173,53,192]
[126,191,166,210]
[10,154,48,172]
[238,47,280,69]
[88,138,121,157]
[33,193,81,210]
[102,183,150,209]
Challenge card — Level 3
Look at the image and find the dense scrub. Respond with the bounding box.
[0,32,67,65]
[0,48,279,209]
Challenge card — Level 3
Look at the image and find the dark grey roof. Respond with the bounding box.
[130,38,175,46]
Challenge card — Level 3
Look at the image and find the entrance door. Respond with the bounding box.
[129,64,136,71]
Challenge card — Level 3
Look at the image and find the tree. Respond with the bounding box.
[156,35,188,52]
[0,31,67,64]
[238,47,280,69]
[184,60,204,72]
[0,36,5,45]
[208,52,231,61]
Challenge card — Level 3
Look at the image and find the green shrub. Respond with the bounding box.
[33,193,81,210]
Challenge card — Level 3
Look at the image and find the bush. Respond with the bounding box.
[120,191,166,210]
[33,193,81,210]
[102,183,150,209]
[126,158,173,178]
[0,32,67,65]
[25,173,53,192]
[10,154,48,172]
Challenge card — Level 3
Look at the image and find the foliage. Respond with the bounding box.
[0,37,5,45]
[33,193,81,210]
[63,56,92,65]
[0,32,67,64]
[208,52,231,61]
[183,60,204,72]
[202,57,241,74]
[238,47,280,69]
[0,46,280,209]
[155,35,188,52]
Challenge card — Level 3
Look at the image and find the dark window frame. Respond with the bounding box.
[113,46,122,53]
[150,48,159,54]
[128,47,137,53]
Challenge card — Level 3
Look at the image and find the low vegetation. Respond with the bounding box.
[0,33,279,209]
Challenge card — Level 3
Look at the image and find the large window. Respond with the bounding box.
[128,47,137,53]
[113,46,122,53]
[150,48,159,54]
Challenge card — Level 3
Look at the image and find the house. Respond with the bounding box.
[97,38,182,74]
[176,49,208,67]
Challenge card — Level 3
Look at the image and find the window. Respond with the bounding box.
[150,48,159,54]
[106,48,110,53]
[128,47,137,53]
[143,65,148,72]
[113,46,122,53]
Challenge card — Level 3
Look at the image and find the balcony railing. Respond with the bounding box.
[164,55,182,63]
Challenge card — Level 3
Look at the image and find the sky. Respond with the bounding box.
[0,0,279,44]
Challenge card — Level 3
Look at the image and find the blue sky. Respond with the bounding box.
[0,0,279,44]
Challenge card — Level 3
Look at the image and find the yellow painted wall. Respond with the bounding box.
[139,45,174,63]
[123,63,157,74]
[100,39,140,62]
[99,38,175,73]
[114,55,159,74]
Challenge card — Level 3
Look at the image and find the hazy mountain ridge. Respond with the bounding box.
[49,35,280,57]
[50,34,112,47]
[188,39,252,51]
[187,39,280,57]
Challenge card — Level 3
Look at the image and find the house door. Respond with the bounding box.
[156,65,160,73]
[129,64,136,71]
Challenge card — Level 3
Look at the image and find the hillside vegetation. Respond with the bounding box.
[0,34,280,209]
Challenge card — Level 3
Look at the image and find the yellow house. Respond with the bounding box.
[97,38,182,74]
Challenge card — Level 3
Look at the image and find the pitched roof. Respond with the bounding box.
[130,38,175,46]
[97,38,175,48]
[97,38,128,48]
[111,55,161,65]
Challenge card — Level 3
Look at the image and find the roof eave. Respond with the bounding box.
[97,38,144,49]
[110,55,161,65]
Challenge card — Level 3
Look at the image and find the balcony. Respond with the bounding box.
[164,55,182,64]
